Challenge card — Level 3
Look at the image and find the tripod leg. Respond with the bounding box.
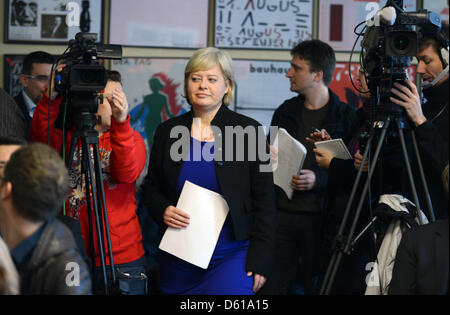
[81,139,109,294]
[66,133,79,169]
[322,116,392,295]
[410,130,435,222]
[79,147,97,277]
[319,134,373,295]
[92,144,117,286]
[395,119,424,225]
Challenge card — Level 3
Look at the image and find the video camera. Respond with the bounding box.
[54,32,122,120]
[360,0,441,117]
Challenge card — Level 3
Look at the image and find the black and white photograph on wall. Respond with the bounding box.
[10,0,38,26]
[4,0,104,43]
[41,14,68,38]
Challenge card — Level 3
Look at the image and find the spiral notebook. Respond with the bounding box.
[315,138,352,160]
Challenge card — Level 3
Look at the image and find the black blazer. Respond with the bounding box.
[389,219,449,295]
[142,105,277,276]
[0,88,26,140]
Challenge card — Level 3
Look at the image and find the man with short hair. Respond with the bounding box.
[0,143,92,294]
[390,25,449,220]
[259,40,359,295]
[15,51,54,139]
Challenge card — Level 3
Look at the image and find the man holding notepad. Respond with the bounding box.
[259,40,359,295]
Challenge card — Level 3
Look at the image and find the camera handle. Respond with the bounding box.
[67,123,120,295]
[319,114,434,295]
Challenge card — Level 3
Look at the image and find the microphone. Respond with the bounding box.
[366,6,397,27]
[378,7,397,26]
[422,65,449,89]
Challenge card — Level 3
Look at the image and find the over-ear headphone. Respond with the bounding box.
[435,27,449,67]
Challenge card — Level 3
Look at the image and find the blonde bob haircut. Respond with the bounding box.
[184,47,235,107]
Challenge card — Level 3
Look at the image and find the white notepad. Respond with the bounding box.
[272,128,307,199]
[158,180,229,269]
[315,138,352,160]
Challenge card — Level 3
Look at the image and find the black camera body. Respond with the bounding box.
[361,0,441,118]
[55,32,122,119]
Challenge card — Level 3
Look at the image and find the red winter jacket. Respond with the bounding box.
[30,91,146,266]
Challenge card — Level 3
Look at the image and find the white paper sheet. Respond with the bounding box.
[158,180,229,269]
[272,128,307,200]
[315,138,352,160]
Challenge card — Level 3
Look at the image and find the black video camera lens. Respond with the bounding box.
[386,30,418,57]
[81,69,98,84]
[394,35,409,51]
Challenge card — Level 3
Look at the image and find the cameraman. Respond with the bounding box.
[390,25,449,220]
[30,69,148,295]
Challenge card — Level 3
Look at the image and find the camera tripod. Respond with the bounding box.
[66,112,120,295]
[318,110,436,295]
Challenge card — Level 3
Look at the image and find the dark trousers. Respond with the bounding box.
[259,210,320,295]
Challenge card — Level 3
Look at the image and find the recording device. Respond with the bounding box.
[360,0,441,117]
[52,33,123,294]
[54,32,122,118]
[320,2,443,295]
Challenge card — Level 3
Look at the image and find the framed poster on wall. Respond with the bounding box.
[329,61,417,111]
[214,0,313,50]
[232,59,296,131]
[330,62,364,109]
[318,0,417,52]
[109,0,209,48]
[3,55,25,98]
[4,0,104,44]
[110,57,190,151]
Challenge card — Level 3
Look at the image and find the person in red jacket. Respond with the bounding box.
[30,70,147,295]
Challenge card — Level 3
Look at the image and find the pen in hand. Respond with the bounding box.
[311,127,321,134]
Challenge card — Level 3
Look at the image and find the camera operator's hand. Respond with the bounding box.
[390,80,427,127]
[49,63,66,100]
[108,87,129,123]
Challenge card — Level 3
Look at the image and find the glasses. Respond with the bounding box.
[23,74,50,82]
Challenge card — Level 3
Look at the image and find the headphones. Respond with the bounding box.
[434,27,449,67]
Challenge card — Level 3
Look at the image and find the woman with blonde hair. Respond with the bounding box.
[143,47,276,294]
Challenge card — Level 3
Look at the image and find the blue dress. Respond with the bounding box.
[158,137,253,295]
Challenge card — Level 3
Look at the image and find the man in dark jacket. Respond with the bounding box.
[0,88,26,141]
[390,27,449,221]
[14,51,54,140]
[259,40,358,295]
[0,143,91,294]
